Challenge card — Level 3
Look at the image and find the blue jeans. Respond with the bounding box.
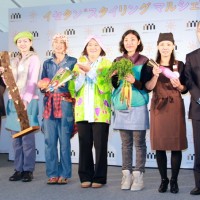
[120,130,146,172]
[43,100,73,178]
[12,131,36,172]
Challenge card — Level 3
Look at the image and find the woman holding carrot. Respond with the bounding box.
[111,29,149,191]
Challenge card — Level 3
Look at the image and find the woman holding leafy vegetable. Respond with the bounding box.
[70,35,112,188]
[38,34,77,184]
[111,30,149,191]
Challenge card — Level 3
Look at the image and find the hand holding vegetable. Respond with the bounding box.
[152,66,162,77]
[148,59,179,79]
[106,58,134,108]
[170,78,180,87]
[125,73,135,84]
[37,78,51,90]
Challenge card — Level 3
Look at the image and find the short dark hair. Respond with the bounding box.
[119,29,143,54]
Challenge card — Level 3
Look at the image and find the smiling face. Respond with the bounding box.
[16,37,32,53]
[157,40,174,58]
[123,33,140,56]
[52,37,67,54]
[86,38,102,58]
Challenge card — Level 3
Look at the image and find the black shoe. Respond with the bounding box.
[9,171,22,181]
[22,171,33,182]
[158,178,169,193]
[170,179,179,193]
[190,187,200,195]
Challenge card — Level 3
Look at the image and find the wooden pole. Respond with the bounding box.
[0,51,39,138]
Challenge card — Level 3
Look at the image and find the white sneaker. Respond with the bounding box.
[121,170,132,190]
[131,171,144,191]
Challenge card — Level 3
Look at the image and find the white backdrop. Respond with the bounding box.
[1,0,200,168]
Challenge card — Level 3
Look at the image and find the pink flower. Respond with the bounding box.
[95,107,101,116]
[77,98,83,106]
[99,89,104,94]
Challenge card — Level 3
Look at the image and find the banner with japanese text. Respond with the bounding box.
[5,0,200,168]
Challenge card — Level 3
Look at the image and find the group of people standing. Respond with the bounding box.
[0,21,200,196]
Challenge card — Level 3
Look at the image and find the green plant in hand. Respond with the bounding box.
[107,58,134,108]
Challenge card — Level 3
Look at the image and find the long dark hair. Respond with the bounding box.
[156,50,175,67]
[119,29,143,54]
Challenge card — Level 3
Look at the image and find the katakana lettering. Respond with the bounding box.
[88,8,98,18]
[127,5,138,14]
[153,3,165,12]
[43,11,52,22]
[108,5,118,17]
[190,2,200,10]
[72,10,82,19]
[177,0,189,11]
[140,3,151,15]
[119,5,127,16]
[99,7,108,17]
[64,9,72,20]
[165,2,176,12]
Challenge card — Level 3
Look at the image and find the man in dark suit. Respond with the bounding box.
[185,21,200,195]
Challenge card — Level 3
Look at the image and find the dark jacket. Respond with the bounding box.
[185,48,200,120]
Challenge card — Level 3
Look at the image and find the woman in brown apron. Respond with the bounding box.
[141,33,187,194]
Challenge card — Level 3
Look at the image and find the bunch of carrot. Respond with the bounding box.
[106,58,134,108]
[120,79,132,108]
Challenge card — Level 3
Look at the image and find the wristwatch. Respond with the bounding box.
[197,98,200,104]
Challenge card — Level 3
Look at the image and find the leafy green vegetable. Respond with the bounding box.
[106,58,134,84]
[106,58,134,108]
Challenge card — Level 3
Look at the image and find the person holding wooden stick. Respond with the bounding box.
[0,31,41,182]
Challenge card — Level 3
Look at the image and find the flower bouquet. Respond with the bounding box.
[47,68,73,92]
[38,68,74,92]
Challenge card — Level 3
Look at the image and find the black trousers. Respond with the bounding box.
[192,120,200,188]
[156,150,182,180]
[77,122,109,184]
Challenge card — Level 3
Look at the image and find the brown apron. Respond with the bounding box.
[150,73,187,151]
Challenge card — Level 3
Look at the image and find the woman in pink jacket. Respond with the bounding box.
[0,31,41,182]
